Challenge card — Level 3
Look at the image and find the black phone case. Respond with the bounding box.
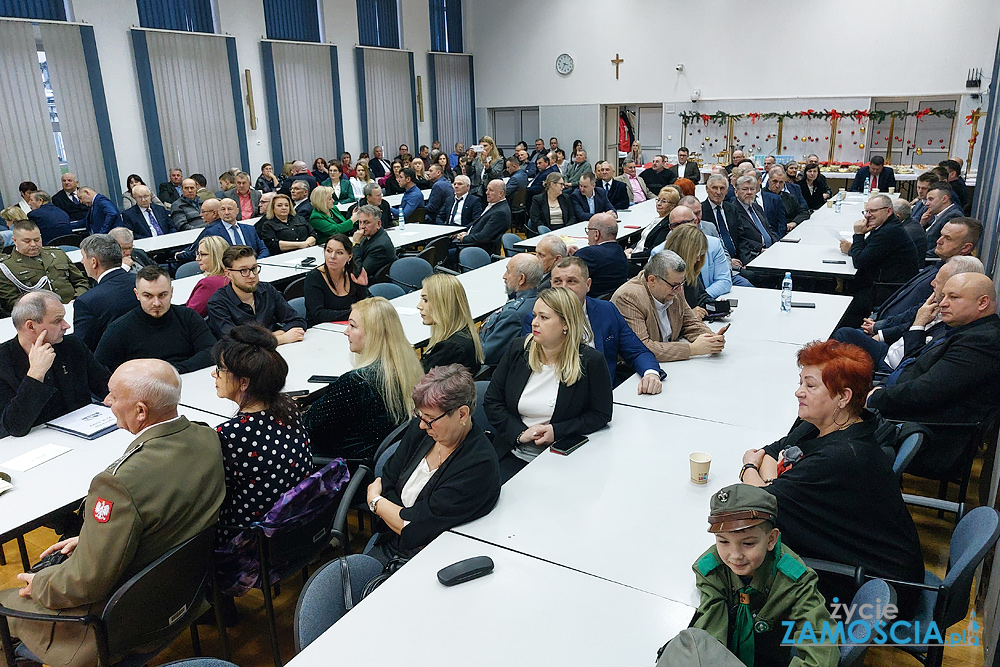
[307,375,340,383]
[437,556,494,586]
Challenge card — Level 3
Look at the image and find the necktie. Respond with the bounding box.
[747,204,772,247]
[230,224,245,246]
[71,193,79,204]
[145,209,163,236]
[451,197,463,224]
[715,206,737,257]
[871,173,878,191]
[588,196,595,215]
[605,181,611,192]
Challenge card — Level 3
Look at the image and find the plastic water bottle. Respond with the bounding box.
[863,176,871,195]
[834,199,842,214]
[398,209,406,231]
[781,272,793,313]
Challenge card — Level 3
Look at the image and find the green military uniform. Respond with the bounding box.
[0,247,90,311]
[689,484,839,667]
[0,417,225,667]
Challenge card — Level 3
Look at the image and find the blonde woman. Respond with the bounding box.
[484,287,613,481]
[411,158,430,189]
[662,223,712,319]
[479,135,502,164]
[350,161,373,200]
[185,235,231,316]
[308,185,352,243]
[416,273,484,373]
[303,297,424,460]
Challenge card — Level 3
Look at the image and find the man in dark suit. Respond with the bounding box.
[668,147,701,183]
[766,167,809,233]
[51,172,89,222]
[193,198,270,259]
[702,174,759,270]
[639,155,675,195]
[939,159,969,211]
[527,154,560,198]
[837,194,920,328]
[849,155,896,193]
[545,256,664,391]
[572,212,628,296]
[594,161,630,210]
[893,199,927,257]
[73,234,139,350]
[108,226,154,273]
[425,164,454,224]
[868,273,1000,474]
[504,157,529,202]
[368,145,392,180]
[921,182,964,254]
[157,167,184,205]
[289,179,314,221]
[733,174,774,251]
[278,161,319,196]
[438,175,482,227]
[79,187,123,236]
[351,204,396,279]
[26,191,74,244]
[348,183,396,228]
[121,185,175,239]
[759,187,787,240]
[455,179,510,251]
[570,172,616,222]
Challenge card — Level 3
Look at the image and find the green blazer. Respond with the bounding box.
[321,176,357,205]
[310,208,353,243]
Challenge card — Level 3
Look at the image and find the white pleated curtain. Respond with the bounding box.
[0,20,61,206]
[269,41,338,161]
[39,23,109,195]
[360,47,413,151]
[143,30,241,179]
[431,53,473,152]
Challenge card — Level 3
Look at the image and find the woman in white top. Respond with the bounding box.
[350,161,373,200]
[484,287,613,482]
[365,364,501,564]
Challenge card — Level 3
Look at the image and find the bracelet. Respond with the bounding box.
[739,463,759,482]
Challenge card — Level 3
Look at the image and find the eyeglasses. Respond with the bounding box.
[213,365,229,376]
[226,265,261,277]
[413,409,450,427]
[585,227,599,234]
[862,207,890,216]
[655,275,686,291]
[195,251,209,258]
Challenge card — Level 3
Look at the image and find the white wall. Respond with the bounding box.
[468,0,1000,161]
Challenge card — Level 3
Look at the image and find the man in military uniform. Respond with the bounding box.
[1,359,225,667]
[0,220,89,312]
[479,253,542,366]
[688,484,838,667]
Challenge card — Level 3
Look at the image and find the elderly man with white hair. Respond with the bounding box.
[535,234,566,290]
[0,290,111,437]
[479,253,543,365]
[121,184,174,239]
[1,359,225,667]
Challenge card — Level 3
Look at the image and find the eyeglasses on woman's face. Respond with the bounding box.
[413,409,449,427]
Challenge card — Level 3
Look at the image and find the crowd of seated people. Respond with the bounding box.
[0,138,993,667]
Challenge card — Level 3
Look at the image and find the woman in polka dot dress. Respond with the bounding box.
[210,324,313,546]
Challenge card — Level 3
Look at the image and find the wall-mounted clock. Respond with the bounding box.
[555,53,574,75]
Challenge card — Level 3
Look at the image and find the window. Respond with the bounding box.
[263,0,320,42]
[429,0,462,53]
[136,0,214,33]
[356,0,399,49]
[0,0,65,20]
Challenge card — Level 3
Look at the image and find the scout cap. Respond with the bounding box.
[707,483,777,533]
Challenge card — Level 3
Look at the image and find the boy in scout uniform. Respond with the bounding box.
[0,360,225,667]
[688,484,838,667]
[0,220,89,312]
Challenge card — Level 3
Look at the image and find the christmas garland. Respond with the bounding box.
[680,107,957,127]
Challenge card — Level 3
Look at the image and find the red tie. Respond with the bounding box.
[871,173,877,191]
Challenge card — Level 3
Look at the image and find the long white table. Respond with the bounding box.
[453,406,783,607]
[289,531,695,667]
[748,237,856,277]
[0,406,224,559]
[336,188,430,213]
[514,196,659,250]
[66,228,204,263]
[723,286,852,344]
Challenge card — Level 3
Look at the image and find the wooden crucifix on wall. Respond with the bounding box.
[611,53,623,79]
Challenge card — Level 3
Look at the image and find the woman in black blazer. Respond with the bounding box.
[485,287,613,482]
[799,163,832,210]
[529,172,576,231]
[417,274,484,373]
[366,365,501,564]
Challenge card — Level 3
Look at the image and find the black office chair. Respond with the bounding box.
[282,276,306,300]
[0,525,228,667]
[405,207,427,223]
[48,233,83,248]
[508,187,528,233]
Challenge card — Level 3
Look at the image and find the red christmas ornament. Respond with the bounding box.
[825,136,830,140]
[851,131,855,135]
[744,132,748,136]
[793,135,798,140]
[928,140,933,145]
[838,130,842,134]
[853,141,857,145]
[838,144,843,148]
[876,130,881,134]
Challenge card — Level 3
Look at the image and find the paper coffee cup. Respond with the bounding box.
[826,201,834,208]
[690,452,712,484]
[889,187,895,193]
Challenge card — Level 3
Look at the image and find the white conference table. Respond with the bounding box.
[335,188,430,213]
[613,335,803,432]
[256,224,464,270]
[453,406,783,607]
[0,406,224,549]
[723,286,852,345]
[513,197,659,250]
[178,327,355,418]
[288,531,694,667]
[748,237,856,277]
[65,228,204,263]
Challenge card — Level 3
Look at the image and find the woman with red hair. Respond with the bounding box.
[673,177,696,198]
[738,339,924,615]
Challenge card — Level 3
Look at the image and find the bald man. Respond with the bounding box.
[868,272,1000,473]
[1,359,225,667]
[572,211,629,296]
[170,178,206,231]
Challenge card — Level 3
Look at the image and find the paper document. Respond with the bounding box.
[1,444,71,472]
[46,404,118,439]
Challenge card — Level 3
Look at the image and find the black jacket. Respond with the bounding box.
[460,200,511,248]
[354,227,397,277]
[377,419,500,554]
[528,192,575,230]
[701,199,758,263]
[0,335,110,437]
[72,268,139,351]
[422,329,480,374]
[303,268,369,326]
[484,338,613,459]
[254,215,316,256]
[206,282,307,337]
[849,214,919,291]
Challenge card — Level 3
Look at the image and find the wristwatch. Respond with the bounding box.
[369,496,382,513]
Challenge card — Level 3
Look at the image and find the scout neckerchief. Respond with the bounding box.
[732,536,784,667]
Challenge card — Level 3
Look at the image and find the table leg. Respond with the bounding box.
[16,536,29,572]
